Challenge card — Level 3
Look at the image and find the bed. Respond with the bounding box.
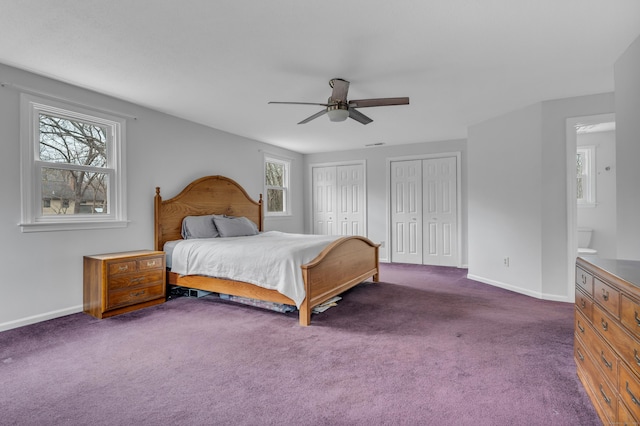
[154,175,379,326]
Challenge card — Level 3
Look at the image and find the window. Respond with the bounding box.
[576,146,596,207]
[264,155,291,216]
[20,94,127,232]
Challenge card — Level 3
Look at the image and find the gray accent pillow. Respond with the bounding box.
[181,215,219,239]
[212,215,259,237]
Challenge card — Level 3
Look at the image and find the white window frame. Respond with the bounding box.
[577,145,596,207]
[263,154,291,217]
[19,93,127,232]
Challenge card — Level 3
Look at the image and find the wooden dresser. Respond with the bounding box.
[575,255,640,425]
[83,250,166,319]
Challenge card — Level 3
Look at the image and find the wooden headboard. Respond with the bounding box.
[154,175,263,251]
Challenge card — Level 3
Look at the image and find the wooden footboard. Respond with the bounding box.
[299,236,380,326]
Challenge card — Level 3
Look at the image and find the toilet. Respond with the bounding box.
[577,228,598,255]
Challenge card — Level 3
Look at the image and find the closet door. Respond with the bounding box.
[422,157,458,266]
[336,164,365,236]
[390,160,423,264]
[312,166,336,235]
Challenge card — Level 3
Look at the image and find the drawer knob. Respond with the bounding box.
[580,300,586,309]
[634,349,640,366]
[600,351,613,370]
[577,321,585,334]
[601,318,609,332]
[635,311,640,327]
[601,289,609,301]
[577,348,585,362]
[600,385,612,406]
[627,381,640,407]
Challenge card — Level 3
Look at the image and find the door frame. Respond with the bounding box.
[308,160,368,236]
[565,113,615,302]
[386,152,462,267]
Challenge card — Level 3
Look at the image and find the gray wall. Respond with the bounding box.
[0,63,305,331]
[615,34,640,260]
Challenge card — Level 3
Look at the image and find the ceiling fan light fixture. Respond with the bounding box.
[327,104,349,122]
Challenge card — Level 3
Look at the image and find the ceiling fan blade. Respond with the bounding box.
[269,101,329,107]
[330,78,350,102]
[349,97,410,108]
[298,109,328,124]
[348,108,373,125]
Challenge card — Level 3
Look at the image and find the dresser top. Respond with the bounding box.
[578,255,640,288]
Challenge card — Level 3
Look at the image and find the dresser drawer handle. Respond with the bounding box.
[582,275,587,285]
[600,351,613,370]
[580,300,586,309]
[577,321,585,334]
[601,289,609,301]
[118,265,129,272]
[627,381,640,407]
[635,311,640,327]
[146,260,158,267]
[600,385,611,405]
[635,349,640,366]
[577,348,584,362]
[601,319,608,332]
[130,277,145,284]
[131,290,146,297]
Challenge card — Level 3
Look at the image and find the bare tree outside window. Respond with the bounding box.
[265,161,284,212]
[39,114,108,215]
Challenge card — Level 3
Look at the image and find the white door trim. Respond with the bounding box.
[385,152,462,267]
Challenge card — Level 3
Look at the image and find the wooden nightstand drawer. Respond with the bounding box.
[108,270,164,290]
[84,250,166,319]
[138,256,164,271]
[107,282,165,310]
[108,260,137,276]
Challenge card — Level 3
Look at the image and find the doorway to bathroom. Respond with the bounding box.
[566,113,616,293]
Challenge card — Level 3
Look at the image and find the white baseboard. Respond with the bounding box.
[466,274,571,303]
[0,305,83,332]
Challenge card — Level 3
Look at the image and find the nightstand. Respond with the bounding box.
[83,250,166,319]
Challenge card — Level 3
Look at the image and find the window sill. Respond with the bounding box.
[19,220,129,233]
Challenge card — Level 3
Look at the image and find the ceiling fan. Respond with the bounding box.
[268,78,409,125]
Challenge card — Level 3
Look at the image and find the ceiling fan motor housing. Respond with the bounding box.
[327,102,349,122]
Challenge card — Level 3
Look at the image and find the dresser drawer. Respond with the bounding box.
[577,338,618,423]
[619,363,640,420]
[577,266,594,296]
[576,289,594,322]
[108,270,165,290]
[618,398,638,426]
[621,295,640,340]
[594,277,621,318]
[107,282,165,310]
[577,309,618,386]
[108,260,138,276]
[137,256,164,271]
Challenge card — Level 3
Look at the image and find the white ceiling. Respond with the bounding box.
[1,1,639,154]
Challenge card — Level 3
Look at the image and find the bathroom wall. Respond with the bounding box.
[576,129,617,258]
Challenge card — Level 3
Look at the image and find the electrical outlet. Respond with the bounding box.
[503,257,510,267]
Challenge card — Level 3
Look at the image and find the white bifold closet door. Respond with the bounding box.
[312,164,365,236]
[391,157,458,266]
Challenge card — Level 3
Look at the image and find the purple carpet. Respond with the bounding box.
[0,263,598,425]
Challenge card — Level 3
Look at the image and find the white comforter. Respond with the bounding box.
[170,231,341,308]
